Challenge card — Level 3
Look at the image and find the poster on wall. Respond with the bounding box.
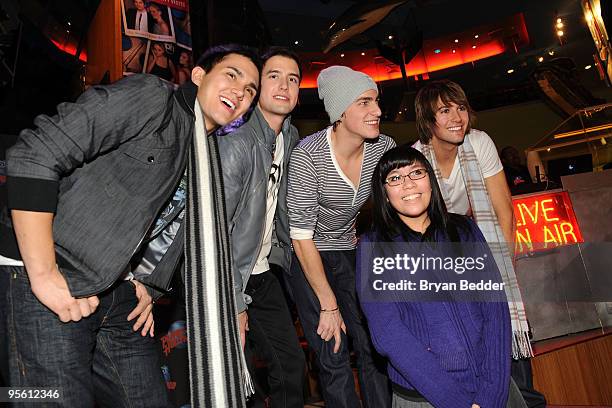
[121,0,193,86]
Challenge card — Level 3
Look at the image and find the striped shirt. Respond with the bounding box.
[288,127,396,251]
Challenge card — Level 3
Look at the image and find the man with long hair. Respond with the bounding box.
[413,79,545,407]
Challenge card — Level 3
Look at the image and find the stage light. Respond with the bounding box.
[474,34,479,39]
[340,53,345,57]
[548,50,555,56]
[585,65,592,70]
[454,39,459,43]
[538,56,544,62]
[294,40,299,45]
[472,45,477,49]
[388,35,393,40]
[452,49,456,53]
[361,52,365,56]
[557,30,564,36]
[507,69,514,74]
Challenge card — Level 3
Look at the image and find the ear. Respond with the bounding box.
[191,66,205,86]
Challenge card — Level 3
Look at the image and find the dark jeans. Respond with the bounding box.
[245,270,305,408]
[5,265,169,408]
[0,269,9,386]
[511,358,547,408]
[288,250,391,408]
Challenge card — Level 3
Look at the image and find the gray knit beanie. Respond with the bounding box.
[317,66,378,123]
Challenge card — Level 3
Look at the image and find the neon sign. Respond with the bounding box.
[513,191,583,255]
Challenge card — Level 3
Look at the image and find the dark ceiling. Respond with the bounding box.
[255,0,604,120]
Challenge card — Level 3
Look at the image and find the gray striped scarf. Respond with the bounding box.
[184,103,253,407]
[421,136,533,359]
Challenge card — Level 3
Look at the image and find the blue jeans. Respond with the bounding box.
[5,266,169,407]
[288,250,391,408]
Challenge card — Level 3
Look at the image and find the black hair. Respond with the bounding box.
[195,44,262,75]
[260,46,303,82]
[370,144,468,242]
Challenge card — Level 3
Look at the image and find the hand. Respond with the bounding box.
[127,280,155,337]
[317,309,347,353]
[29,265,99,323]
[238,311,249,349]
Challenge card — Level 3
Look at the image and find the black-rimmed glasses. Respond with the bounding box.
[384,168,427,186]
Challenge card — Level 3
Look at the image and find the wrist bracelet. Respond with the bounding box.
[320,306,339,313]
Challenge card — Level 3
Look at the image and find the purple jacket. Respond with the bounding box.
[356,217,511,407]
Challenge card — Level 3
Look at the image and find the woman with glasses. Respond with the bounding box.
[356,144,516,408]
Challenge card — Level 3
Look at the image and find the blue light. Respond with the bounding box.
[434,49,441,54]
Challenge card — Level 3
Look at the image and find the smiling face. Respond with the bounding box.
[431,98,470,147]
[340,88,381,140]
[384,162,432,229]
[191,53,259,133]
[258,55,300,121]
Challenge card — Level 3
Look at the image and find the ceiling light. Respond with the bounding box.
[454,39,459,43]
[340,53,345,57]
[472,45,477,49]
[538,56,544,62]
[557,30,564,36]
[294,40,299,45]
[388,35,393,40]
[547,148,551,152]
[474,34,479,39]
[434,49,441,54]
[601,137,607,145]
[556,17,562,24]
[452,49,456,53]
[361,52,365,56]
[548,50,555,56]
[507,69,514,74]
[585,65,592,69]
[556,22,564,29]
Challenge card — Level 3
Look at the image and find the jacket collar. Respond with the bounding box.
[251,106,293,146]
[175,80,198,117]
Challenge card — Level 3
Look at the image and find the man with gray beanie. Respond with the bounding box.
[286,65,395,407]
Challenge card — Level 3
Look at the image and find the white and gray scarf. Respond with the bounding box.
[184,103,254,407]
[421,137,533,359]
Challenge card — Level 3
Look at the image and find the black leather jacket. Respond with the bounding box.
[217,107,299,312]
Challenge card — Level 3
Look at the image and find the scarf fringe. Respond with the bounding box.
[240,346,255,397]
[512,330,534,359]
